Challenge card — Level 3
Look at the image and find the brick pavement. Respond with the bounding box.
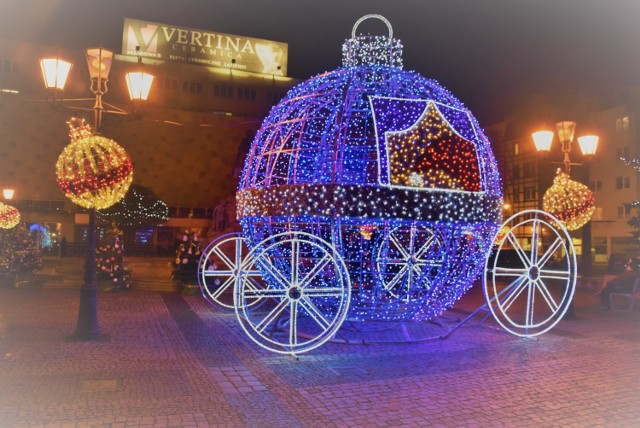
[0,283,638,427]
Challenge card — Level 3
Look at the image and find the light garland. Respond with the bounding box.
[0,202,20,229]
[97,185,169,227]
[542,169,595,231]
[56,118,133,210]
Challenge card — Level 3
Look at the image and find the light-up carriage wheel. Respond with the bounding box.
[484,210,577,337]
[235,232,351,354]
[198,233,262,309]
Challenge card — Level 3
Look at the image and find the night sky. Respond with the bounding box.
[2,0,639,123]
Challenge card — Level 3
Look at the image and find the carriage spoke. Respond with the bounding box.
[530,218,540,265]
[255,298,289,333]
[290,239,299,285]
[507,232,530,268]
[382,262,412,291]
[303,287,344,297]
[389,233,410,260]
[539,269,571,280]
[300,297,332,330]
[413,234,436,260]
[298,254,330,289]
[499,275,529,312]
[213,246,235,270]
[534,278,559,312]
[243,287,287,299]
[203,269,234,277]
[255,257,290,290]
[537,237,564,269]
[289,300,298,347]
[210,276,235,300]
[525,282,535,326]
[493,267,528,277]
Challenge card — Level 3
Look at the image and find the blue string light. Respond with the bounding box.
[237,25,502,322]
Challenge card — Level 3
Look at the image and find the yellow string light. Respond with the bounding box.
[55,118,133,210]
[0,202,20,229]
[542,169,595,231]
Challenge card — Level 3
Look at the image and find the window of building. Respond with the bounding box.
[512,165,520,179]
[523,162,534,177]
[617,146,630,159]
[524,187,536,201]
[514,143,519,156]
[618,206,624,218]
[626,205,632,218]
[238,87,244,98]
[616,176,630,189]
[593,206,603,221]
[214,84,220,96]
[182,81,189,92]
[590,180,602,192]
[616,116,629,132]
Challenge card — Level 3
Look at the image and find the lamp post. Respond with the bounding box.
[2,188,14,200]
[532,122,599,317]
[41,48,153,340]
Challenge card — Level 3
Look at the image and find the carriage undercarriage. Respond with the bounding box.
[198,209,576,355]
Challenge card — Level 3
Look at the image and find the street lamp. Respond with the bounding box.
[125,47,155,111]
[532,121,599,315]
[532,121,599,174]
[2,188,14,200]
[41,48,152,340]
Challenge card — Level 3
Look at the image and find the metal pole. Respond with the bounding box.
[74,86,104,339]
[75,208,102,339]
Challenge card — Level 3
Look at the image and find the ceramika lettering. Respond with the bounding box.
[122,18,288,76]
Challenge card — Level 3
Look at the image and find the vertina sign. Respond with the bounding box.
[122,18,288,76]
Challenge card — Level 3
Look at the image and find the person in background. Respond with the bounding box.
[599,257,640,310]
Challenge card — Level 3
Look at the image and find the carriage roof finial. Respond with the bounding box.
[342,14,403,69]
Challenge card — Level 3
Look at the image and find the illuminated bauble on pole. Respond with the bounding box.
[543,169,595,231]
[0,202,20,229]
[55,118,133,210]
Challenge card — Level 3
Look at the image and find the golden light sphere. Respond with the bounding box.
[55,135,133,210]
[543,170,595,231]
[0,202,20,229]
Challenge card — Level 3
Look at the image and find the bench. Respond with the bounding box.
[609,277,640,313]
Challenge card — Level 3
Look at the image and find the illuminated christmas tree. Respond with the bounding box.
[95,227,130,289]
[0,223,42,285]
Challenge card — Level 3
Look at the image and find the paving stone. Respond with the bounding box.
[0,285,639,426]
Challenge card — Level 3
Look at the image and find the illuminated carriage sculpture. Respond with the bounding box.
[199,15,577,355]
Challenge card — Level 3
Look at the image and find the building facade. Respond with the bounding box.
[0,21,299,255]
[487,89,640,267]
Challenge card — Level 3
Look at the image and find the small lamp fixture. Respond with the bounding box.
[126,72,154,101]
[531,130,554,152]
[85,48,113,81]
[2,188,14,200]
[577,135,599,156]
[40,58,72,90]
[555,121,576,144]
